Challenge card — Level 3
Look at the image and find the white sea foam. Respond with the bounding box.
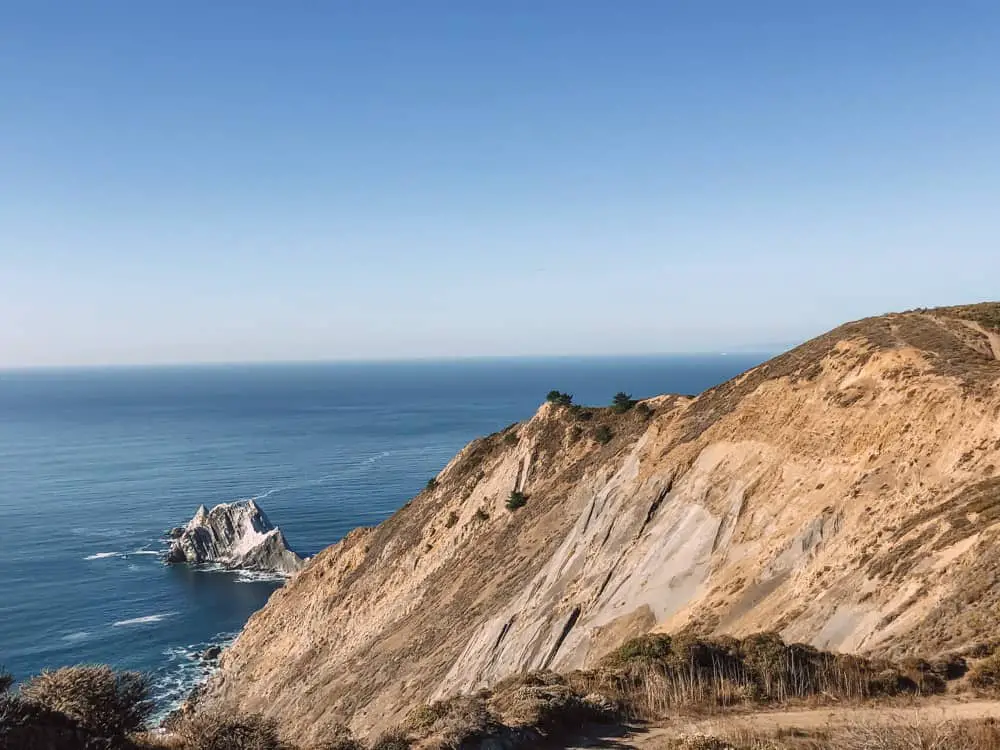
[150,631,239,725]
[62,631,91,642]
[113,612,177,627]
[234,569,288,583]
[84,551,120,560]
[130,550,161,556]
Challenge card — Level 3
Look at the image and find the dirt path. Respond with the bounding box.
[572,699,1000,748]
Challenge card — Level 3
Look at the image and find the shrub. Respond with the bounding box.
[970,653,1000,689]
[572,407,594,422]
[307,722,365,750]
[506,491,528,511]
[426,478,438,491]
[370,727,411,750]
[19,665,153,739]
[0,693,90,750]
[594,426,613,445]
[611,392,636,413]
[545,391,573,406]
[569,425,583,442]
[175,709,282,750]
[0,669,12,694]
[635,402,654,419]
[473,508,490,523]
[503,431,519,445]
[405,695,500,746]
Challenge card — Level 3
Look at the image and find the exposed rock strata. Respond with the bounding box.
[200,303,1000,744]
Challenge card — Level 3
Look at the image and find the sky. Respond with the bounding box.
[2,1,999,367]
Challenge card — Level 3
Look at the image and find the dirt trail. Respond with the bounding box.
[573,699,1000,748]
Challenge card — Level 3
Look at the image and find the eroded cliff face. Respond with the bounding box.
[201,304,1000,744]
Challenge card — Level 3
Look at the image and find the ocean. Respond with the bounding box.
[0,355,767,715]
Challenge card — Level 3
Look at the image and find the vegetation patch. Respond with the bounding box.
[506,491,528,511]
[545,390,574,407]
[594,426,614,445]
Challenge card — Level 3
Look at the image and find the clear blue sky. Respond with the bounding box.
[2,1,999,367]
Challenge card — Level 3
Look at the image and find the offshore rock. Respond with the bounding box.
[166,500,304,575]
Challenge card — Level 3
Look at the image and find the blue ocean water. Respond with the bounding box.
[0,355,766,712]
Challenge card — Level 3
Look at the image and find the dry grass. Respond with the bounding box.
[655,718,1000,750]
[171,709,283,750]
[19,664,154,740]
[567,632,947,722]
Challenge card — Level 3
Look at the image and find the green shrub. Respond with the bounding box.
[611,392,637,413]
[175,709,282,750]
[594,426,613,445]
[0,669,12,694]
[444,511,459,528]
[546,391,573,406]
[473,508,490,522]
[573,407,594,422]
[20,665,153,739]
[635,402,654,419]
[503,431,519,445]
[426,478,438,491]
[506,491,528,511]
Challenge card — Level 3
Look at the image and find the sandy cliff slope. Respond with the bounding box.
[199,303,1000,743]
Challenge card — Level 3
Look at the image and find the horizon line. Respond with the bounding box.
[0,346,795,374]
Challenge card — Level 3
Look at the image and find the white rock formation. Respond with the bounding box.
[166,500,304,575]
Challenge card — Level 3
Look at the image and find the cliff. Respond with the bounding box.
[200,303,1000,744]
[166,500,304,575]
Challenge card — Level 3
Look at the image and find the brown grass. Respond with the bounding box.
[569,631,946,722]
[657,718,1000,750]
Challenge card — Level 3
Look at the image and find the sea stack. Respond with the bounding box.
[166,499,304,575]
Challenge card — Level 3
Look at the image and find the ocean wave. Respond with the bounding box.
[61,631,91,642]
[84,551,120,560]
[150,631,238,725]
[129,550,161,556]
[113,612,177,627]
[234,569,288,584]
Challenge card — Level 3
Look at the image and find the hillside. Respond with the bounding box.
[199,303,1000,745]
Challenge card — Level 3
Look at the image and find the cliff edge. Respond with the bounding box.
[200,303,1000,744]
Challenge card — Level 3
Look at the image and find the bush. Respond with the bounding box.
[370,727,411,750]
[593,426,613,445]
[19,665,153,740]
[307,722,365,750]
[970,653,1000,689]
[405,695,500,747]
[0,692,90,750]
[503,431,519,445]
[635,402,654,419]
[175,709,283,750]
[545,391,573,407]
[0,669,12,694]
[426,478,438,491]
[473,508,490,523]
[569,425,583,442]
[506,491,528,511]
[611,392,636,413]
